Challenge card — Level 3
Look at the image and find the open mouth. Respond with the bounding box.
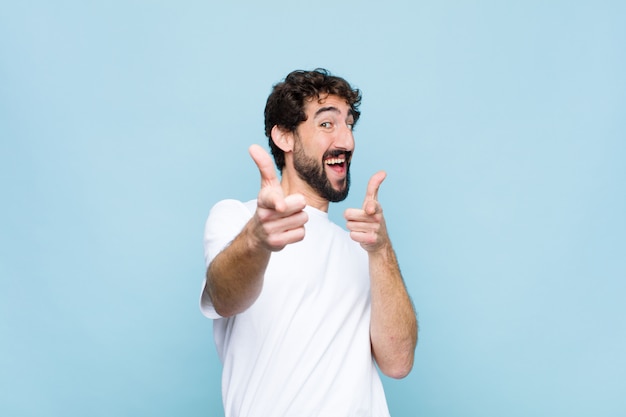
[324,150,351,174]
[325,156,346,166]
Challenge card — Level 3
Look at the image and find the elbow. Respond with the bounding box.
[212,299,234,318]
[205,281,256,318]
[380,354,414,379]
[206,286,243,318]
[202,277,237,318]
[204,267,246,318]
[376,332,418,379]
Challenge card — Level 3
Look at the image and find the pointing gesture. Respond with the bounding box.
[344,171,390,252]
[249,144,287,212]
[248,144,308,252]
[363,171,387,215]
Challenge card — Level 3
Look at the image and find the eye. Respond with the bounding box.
[347,123,354,131]
[320,122,332,128]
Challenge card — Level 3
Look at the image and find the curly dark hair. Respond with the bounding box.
[264,68,362,171]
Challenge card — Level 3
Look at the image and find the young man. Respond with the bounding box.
[201,69,417,416]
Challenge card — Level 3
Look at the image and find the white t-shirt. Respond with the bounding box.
[201,199,390,417]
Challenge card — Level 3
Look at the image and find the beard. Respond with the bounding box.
[293,140,351,203]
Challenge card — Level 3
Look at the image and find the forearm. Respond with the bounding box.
[204,220,271,317]
[369,243,418,379]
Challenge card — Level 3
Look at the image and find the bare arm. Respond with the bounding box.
[345,171,418,379]
[204,145,307,317]
[367,240,417,379]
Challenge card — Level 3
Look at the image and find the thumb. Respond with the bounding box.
[249,144,279,188]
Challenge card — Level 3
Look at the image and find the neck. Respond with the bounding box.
[279,167,330,212]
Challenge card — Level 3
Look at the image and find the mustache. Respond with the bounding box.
[323,149,353,160]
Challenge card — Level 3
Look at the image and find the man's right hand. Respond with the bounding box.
[248,144,308,251]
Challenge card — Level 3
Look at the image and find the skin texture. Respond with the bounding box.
[204,95,417,379]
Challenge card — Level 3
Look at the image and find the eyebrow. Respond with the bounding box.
[314,106,340,117]
[314,106,356,119]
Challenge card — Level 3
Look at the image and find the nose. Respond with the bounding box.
[335,123,355,151]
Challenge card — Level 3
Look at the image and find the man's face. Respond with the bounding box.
[292,95,356,202]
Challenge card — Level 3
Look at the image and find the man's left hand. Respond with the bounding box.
[344,171,389,252]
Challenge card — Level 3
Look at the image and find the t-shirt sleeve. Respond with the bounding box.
[200,199,254,319]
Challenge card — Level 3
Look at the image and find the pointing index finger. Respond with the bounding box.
[249,144,279,188]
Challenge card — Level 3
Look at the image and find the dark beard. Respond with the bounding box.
[293,143,351,203]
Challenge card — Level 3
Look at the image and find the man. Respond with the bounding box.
[201,69,417,416]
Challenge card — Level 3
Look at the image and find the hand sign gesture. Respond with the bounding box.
[344,171,390,252]
[248,144,308,252]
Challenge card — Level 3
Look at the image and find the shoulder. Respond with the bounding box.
[203,199,256,266]
[204,199,256,243]
[208,199,256,219]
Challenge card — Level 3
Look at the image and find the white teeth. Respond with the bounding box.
[325,158,345,165]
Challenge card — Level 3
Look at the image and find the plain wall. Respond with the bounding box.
[1,1,624,416]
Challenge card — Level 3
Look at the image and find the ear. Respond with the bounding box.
[270,125,294,153]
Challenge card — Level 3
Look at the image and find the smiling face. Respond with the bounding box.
[291,94,356,202]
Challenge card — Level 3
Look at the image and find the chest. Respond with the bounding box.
[262,224,370,308]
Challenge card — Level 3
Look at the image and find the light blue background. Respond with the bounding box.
[1,1,624,416]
